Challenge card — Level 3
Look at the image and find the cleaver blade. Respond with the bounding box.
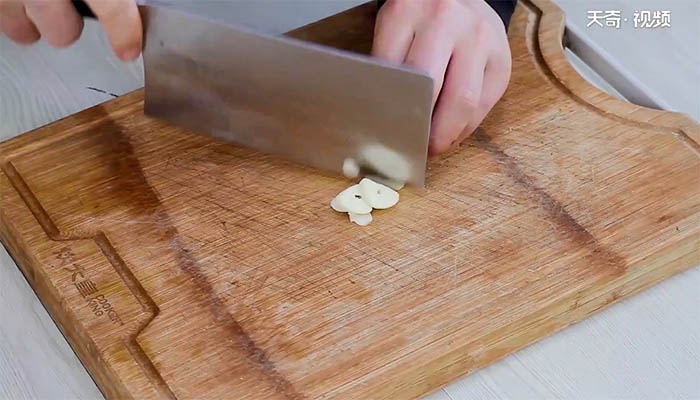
[139,3,433,186]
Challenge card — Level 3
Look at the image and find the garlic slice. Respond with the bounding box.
[365,175,405,191]
[348,212,372,226]
[358,178,399,209]
[331,184,372,214]
[330,196,345,212]
[360,143,412,183]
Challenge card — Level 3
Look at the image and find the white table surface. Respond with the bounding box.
[1,1,699,399]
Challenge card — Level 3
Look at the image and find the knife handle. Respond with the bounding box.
[72,0,95,18]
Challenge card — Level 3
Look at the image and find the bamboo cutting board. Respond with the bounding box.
[1,1,698,399]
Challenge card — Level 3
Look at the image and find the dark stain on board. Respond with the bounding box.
[86,113,303,399]
[472,129,627,276]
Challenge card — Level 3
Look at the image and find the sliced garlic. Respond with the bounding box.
[358,178,399,209]
[360,143,412,183]
[348,212,372,226]
[330,196,345,212]
[331,184,372,214]
[365,174,405,191]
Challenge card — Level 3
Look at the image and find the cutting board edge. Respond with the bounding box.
[2,158,698,400]
[0,0,698,398]
[0,171,131,400]
[526,0,700,147]
[337,230,700,400]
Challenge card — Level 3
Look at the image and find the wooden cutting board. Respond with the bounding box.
[1,1,698,399]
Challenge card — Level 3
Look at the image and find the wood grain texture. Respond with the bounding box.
[0,1,698,400]
[439,265,700,400]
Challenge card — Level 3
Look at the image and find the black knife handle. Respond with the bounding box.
[72,0,95,18]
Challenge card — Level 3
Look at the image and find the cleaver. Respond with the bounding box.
[74,1,434,186]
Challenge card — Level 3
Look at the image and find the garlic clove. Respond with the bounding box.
[331,184,372,214]
[330,196,346,212]
[365,174,405,191]
[349,212,372,226]
[359,178,399,209]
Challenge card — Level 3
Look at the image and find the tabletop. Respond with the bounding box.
[1,1,698,399]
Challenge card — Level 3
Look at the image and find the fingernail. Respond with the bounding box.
[119,47,140,61]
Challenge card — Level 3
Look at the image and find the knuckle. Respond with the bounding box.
[474,18,492,41]
[481,98,500,115]
[429,136,450,154]
[3,26,39,44]
[433,140,452,154]
[46,35,69,47]
[489,55,513,87]
[430,0,459,21]
[431,130,464,154]
[100,1,123,22]
[380,0,409,19]
[0,18,38,44]
[49,27,83,47]
[455,90,479,111]
[483,93,500,109]
[19,34,40,44]
[27,0,53,14]
[387,0,410,8]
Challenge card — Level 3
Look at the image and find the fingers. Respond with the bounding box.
[470,50,512,134]
[1,0,142,61]
[0,0,40,44]
[85,0,142,60]
[24,0,83,47]
[429,43,487,154]
[370,0,512,156]
[439,57,510,155]
[372,2,415,63]
[404,26,455,106]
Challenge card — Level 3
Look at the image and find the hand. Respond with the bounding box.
[372,0,512,154]
[0,0,142,61]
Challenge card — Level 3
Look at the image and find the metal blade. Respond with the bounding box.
[140,4,433,186]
